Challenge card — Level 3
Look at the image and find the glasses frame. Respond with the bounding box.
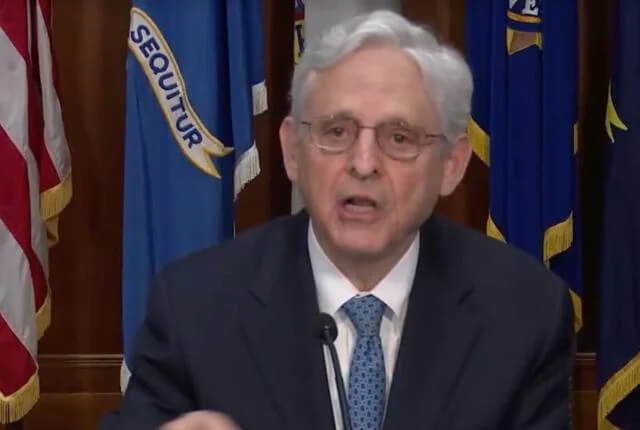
[299,115,447,161]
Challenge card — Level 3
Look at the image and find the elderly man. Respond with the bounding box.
[104,10,574,430]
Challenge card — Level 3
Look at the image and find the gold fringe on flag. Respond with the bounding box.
[543,212,573,262]
[487,212,582,333]
[40,173,72,246]
[0,373,40,424]
[467,117,490,166]
[600,419,620,430]
[598,352,640,430]
[36,287,52,340]
[543,213,581,332]
[486,214,506,243]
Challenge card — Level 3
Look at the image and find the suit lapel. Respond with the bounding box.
[241,214,334,430]
[383,218,484,429]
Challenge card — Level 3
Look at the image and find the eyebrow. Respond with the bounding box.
[378,116,414,126]
[317,111,416,126]
[317,110,356,120]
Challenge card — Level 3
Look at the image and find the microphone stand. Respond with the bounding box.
[316,313,352,430]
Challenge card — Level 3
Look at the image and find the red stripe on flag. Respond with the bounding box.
[0,124,48,317]
[30,2,62,196]
[25,88,49,310]
[1,0,62,197]
[0,1,29,59]
[0,315,37,396]
[28,55,60,219]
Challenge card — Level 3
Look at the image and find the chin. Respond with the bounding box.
[332,233,391,259]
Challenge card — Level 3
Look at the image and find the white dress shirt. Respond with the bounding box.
[308,222,419,430]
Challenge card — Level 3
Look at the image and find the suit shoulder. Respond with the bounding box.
[429,215,568,309]
[157,213,305,299]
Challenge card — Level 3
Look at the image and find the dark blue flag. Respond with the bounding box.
[597,0,640,427]
[465,0,582,331]
[120,0,267,388]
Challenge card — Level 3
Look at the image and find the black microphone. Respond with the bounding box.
[315,313,352,430]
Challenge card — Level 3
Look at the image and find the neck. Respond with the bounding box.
[339,259,394,292]
[316,231,417,292]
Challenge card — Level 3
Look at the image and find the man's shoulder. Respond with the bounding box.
[427,215,568,314]
[156,213,306,298]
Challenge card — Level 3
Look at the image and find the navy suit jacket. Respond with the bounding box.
[102,212,574,429]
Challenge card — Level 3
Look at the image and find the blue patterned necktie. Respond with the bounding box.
[342,295,387,430]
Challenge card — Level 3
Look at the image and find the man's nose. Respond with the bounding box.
[348,127,381,179]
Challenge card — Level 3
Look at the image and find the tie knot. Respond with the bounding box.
[342,295,386,337]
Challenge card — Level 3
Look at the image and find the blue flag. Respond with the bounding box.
[121,0,267,382]
[597,0,640,427]
[465,0,582,331]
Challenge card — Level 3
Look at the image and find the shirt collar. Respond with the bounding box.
[309,221,419,318]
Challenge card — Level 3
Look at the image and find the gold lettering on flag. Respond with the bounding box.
[128,7,233,178]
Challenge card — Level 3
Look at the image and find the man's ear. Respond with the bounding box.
[279,116,300,183]
[439,134,472,197]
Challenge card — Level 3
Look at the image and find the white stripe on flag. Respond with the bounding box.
[0,23,49,278]
[35,2,71,179]
[0,27,28,151]
[0,218,37,359]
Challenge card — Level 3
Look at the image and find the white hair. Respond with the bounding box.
[290,10,472,143]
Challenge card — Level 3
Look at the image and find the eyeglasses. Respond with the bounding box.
[299,115,445,161]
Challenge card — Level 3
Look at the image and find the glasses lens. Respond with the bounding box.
[313,117,357,151]
[379,122,420,159]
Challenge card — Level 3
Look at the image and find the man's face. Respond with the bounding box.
[281,45,471,265]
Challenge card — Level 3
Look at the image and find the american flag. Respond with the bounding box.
[0,0,71,423]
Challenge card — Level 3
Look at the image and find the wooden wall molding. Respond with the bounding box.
[575,352,597,390]
[38,354,122,394]
[36,352,596,391]
[40,353,122,368]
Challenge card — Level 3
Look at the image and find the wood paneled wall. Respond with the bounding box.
[2,1,611,429]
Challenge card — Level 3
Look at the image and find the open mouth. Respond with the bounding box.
[342,196,378,212]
